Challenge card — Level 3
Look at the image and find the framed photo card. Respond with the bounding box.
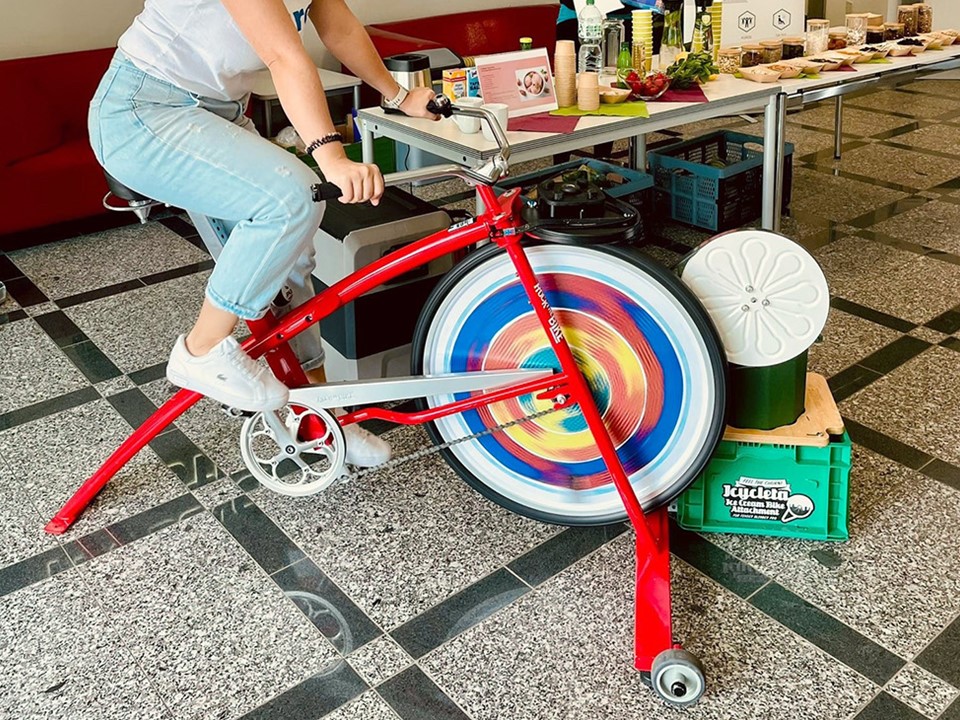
[474,48,558,117]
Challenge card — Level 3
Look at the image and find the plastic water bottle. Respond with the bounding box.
[577,0,604,74]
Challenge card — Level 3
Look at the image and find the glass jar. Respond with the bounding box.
[741,44,764,68]
[828,31,848,51]
[884,22,905,41]
[760,40,783,63]
[782,37,806,59]
[659,1,685,70]
[806,19,830,55]
[845,14,868,45]
[897,5,919,36]
[916,3,933,34]
[718,47,742,74]
[866,26,885,45]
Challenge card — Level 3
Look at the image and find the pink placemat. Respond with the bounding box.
[837,64,858,72]
[508,113,580,133]
[652,84,710,103]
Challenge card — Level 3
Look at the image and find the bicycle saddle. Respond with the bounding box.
[103,171,154,203]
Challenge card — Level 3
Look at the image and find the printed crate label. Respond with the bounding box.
[722,476,815,525]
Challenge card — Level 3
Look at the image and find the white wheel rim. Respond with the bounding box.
[421,245,719,521]
[654,663,704,704]
[240,405,345,497]
[680,230,830,367]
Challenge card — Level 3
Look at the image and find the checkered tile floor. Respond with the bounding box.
[2,79,960,720]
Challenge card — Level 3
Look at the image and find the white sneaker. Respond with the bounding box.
[342,423,392,468]
[166,335,289,412]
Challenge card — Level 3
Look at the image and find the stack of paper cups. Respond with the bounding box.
[555,40,577,108]
[577,72,599,112]
[709,1,724,61]
[632,10,654,73]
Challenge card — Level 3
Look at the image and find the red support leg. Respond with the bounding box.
[633,507,673,671]
[44,389,203,535]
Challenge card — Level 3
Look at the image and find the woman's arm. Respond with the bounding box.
[221,0,382,203]
[308,0,437,119]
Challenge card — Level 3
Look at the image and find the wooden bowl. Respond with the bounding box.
[740,66,782,83]
[599,86,632,104]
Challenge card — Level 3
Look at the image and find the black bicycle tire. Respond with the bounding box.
[411,241,727,526]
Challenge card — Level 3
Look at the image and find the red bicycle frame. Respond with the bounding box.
[45,182,674,674]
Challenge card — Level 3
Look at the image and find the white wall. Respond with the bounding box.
[1,0,554,64]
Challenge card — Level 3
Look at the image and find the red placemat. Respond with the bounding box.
[837,64,858,72]
[652,84,710,103]
[508,113,580,133]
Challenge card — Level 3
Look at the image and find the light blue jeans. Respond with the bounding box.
[88,51,324,368]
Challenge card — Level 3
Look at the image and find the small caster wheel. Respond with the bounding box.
[650,648,706,706]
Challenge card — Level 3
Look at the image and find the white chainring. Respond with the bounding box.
[240,403,346,497]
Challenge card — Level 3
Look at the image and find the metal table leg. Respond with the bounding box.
[834,95,844,160]
[629,134,647,171]
[761,92,787,232]
[361,118,375,164]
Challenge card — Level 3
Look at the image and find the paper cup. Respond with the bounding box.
[481,102,509,142]
[556,40,576,56]
[452,97,483,134]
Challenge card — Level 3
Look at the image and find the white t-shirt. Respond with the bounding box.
[119,0,313,101]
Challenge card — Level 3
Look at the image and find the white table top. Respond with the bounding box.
[776,43,960,98]
[251,67,361,100]
[359,73,781,162]
[358,44,960,163]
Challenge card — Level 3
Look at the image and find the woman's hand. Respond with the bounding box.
[400,86,441,120]
[318,155,384,205]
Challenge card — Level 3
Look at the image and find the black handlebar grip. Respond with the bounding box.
[311,182,342,202]
[426,94,453,118]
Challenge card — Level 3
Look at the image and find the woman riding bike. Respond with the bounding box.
[88,0,438,466]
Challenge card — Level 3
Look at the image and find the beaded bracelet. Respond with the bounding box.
[305,133,343,155]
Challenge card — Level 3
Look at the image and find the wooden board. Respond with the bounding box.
[723,373,844,448]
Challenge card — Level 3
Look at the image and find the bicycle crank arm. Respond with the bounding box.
[288,369,556,408]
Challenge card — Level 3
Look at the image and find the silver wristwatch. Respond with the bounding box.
[382,85,409,110]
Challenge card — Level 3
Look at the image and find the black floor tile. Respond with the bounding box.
[3,275,48,307]
[921,459,960,493]
[62,341,122,384]
[272,558,382,653]
[56,279,145,309]
[941,697,960,720]
[107,388,160,431]
[844,418,933,471]
[0,309,28,326]
[0,387,99,431]
[828,365,884,403]
[141,260,215,286]
[750,583,904,685]
[158,215,200,239]
[669,522,769,598]
[915,614,960,687]
[64,493,203,565]
[148,428,222,489]
[926,305,960,335]
[214,495,305,574]
[0,212,137,252]
[854,692,927,720]
[942,337,960,354]
[858,336,930,375]
[33,310,87,347]
[0,254,23,281]
[128,361,169,386]
[0,546,74,598]
[379,666,470,720]
[391,568,528,659]
[508,524,626,587]
[238,660,367,720]
[830,297,916,333]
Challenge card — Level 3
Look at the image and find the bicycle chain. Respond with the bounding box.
[340,403,567,482]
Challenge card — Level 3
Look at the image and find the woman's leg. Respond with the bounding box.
[92,58,322,410]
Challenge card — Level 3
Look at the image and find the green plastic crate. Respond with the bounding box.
[676,432,851,541]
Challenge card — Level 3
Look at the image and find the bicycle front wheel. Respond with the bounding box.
[411,243,726,526]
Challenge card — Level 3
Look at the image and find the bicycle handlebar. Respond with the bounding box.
[311,94,512,203]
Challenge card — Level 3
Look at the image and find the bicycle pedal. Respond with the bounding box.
[221,405,254,419]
